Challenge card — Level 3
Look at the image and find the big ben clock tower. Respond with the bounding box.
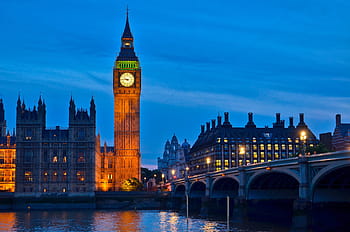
[113,12,141,189]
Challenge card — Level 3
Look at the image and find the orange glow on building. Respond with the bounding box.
[0,134,16,192]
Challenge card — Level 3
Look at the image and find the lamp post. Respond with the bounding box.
[161,173,165,191]
[300,131,307,156]
[185,166,189,179]
[206,157,211,173]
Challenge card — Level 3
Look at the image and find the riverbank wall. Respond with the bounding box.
[0,192,172,210]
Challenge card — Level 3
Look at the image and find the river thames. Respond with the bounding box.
[0,210,291,232]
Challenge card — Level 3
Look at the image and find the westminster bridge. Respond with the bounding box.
[172,150,350,205]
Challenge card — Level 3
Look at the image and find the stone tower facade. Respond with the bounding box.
[113,14,141,189]
[15,97,96,195]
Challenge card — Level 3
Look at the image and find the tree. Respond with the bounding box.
[120,177,143,191]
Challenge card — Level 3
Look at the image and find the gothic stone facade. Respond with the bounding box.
[15,97,96,195]
[0,99,16,192]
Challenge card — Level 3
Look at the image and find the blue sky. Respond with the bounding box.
[0,0,349,169]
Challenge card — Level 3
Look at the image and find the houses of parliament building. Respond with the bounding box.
[0,14,141,194]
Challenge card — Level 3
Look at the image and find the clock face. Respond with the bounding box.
[120,73,135,87]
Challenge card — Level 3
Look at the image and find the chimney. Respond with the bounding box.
[211,119,216,129]
[297,113,306,128]
[336,114,341,126]
[276,113,281,123]
[206,122,210,132]
[245,112,256,128]
[201,125,205,134]
[217,115,222,127]
[224,112,229,122]
[289,117,294,128]
[223,112,232,126]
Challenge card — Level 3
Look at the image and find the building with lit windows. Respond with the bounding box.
[0,99,16,192]
[188,112,318,175]
[15,96,96,195]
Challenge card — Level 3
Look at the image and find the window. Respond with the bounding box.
[267,144,272,150]
[43,172,48,182]
[62,188,66,193]
[52,156,58,163]
[77,153,85,163]
[274,144,279,150]
[63,172,67,181]
[76,171,85,182]
[25,171,33,182]
[52,172,58,182]
[282,144,286,150]
[63,156,67,163]
[215,160,221,167]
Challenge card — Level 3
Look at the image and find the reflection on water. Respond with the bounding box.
[0,210,289,232]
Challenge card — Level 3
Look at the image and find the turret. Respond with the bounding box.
[288,117,295,128]
[90,97,96,121]
[0,98,6,136]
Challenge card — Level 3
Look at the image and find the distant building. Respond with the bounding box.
[332,114,350,151]
[319,132,333,151]
[0,99,16,192]
[15,97,96,195]
[157,135,191,181]
[188,112,318,175]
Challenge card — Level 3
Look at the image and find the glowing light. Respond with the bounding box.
[206,157,211,164]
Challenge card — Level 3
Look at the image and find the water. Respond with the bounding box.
[0,210,289,232]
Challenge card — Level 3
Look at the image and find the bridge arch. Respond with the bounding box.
[174,184,186,197]
[189,181,206,198]
[211,176,239,198]
[312,163,350,202]
[247,170,299,200]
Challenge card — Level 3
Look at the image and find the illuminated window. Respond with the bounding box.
[253,145,257,150]
[43,172,48,182]
[217,138,221,143]
[260,144,265,150]
[252,137,257,143]
[288,144,293,150]
[43,188,47,192]
[76,171,85,182]
[25,171,33,182]
[253,152,258,158]
[77,153,85,163]
[274,153,279,159]
[52,172,58,182]
[63,156,67,163]
[52,156,58,163]
[274,144,279,150]
[62,188,66,193]
[253,159,257,163]
[224,160,229,167]
[288,138,292,143]
[310,144,314,147]
[239,160,243,166]
[231,160,236,166]
[282,144,286,150]
[267,144,272,150]
[224,138,228,143]
[215,160,221,167]
[295,139,299,143]
[63,172,67,181]
[260,152,265,158]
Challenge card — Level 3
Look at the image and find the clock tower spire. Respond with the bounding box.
[113,11,141,190]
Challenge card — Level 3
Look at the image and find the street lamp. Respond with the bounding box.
[161,173,165,191]
[171,169,175,179]
[206,157,211,173]
[185,166,189,179]
[300,131,307,156]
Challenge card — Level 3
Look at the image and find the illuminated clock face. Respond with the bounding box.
[120,73,135,87]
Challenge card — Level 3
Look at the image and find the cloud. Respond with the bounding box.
[143,85,350,120]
